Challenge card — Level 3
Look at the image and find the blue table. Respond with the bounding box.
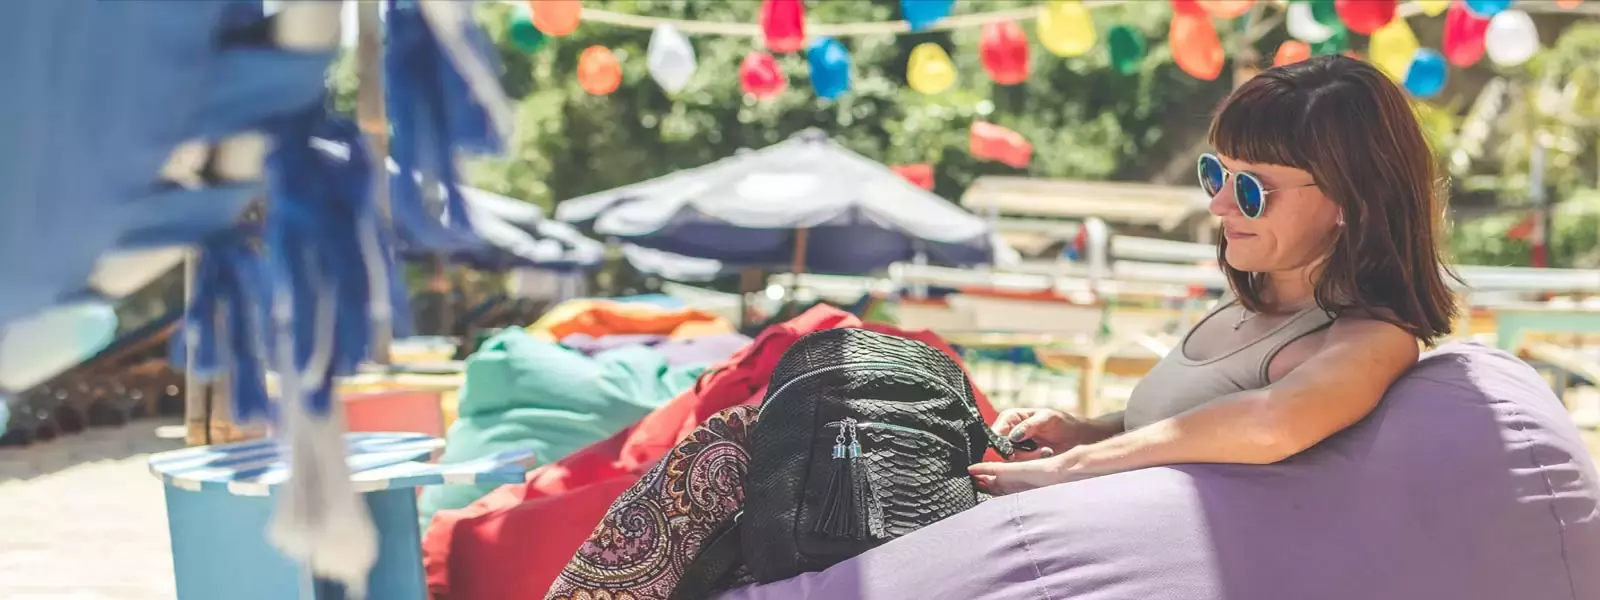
[148,432,536,600]
[1491,304,1600,351]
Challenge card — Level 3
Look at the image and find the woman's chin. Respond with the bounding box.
[1223,250,1267,273]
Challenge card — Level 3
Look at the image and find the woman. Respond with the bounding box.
[970,55,1458,495]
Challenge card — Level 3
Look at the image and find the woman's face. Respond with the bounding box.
[1208,154,1342,274]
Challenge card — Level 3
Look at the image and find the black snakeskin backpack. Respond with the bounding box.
[670,327,1017,598]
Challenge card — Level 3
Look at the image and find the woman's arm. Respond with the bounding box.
[970,318,1418,494]
[1085,410,1125,441]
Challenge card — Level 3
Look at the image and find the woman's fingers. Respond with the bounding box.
[991,409,1032,438]
[968,453,1061,495]
[1005,447,1054,463]
[1008,409,1057,442]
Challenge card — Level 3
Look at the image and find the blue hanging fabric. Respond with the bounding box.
[3,1,395,592]
[175,2,346,424]
[384,0,512,255]
[387,2,479,252]
[264,115,386,410]
[0,1,238,328]
[0,0,332,394]
[261,111,388,597]
[185,234,275,424]
[408,1,512,156]
[198,2,388,595]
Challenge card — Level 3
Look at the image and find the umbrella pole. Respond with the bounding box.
[183,251,246,446]
[788,228,809,318]
[183,253,208,446]
[432,256,453,336]
[357,0,393,365]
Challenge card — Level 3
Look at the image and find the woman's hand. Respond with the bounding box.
[991,408,1116,461]
[971,408,1125,494]
[968,447,1096,495]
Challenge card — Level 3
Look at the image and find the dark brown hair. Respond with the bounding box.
[1208,55,1457,345]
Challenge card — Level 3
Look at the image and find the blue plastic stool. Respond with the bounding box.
[148,432,536,600]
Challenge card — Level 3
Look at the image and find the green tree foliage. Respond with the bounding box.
[334,3,1598,270]
[1449,22,1600,267]
[1450,191,1600,268]
[364,0,1236,211]
[1485,22,1600,202]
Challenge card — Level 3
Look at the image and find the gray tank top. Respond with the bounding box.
[1122,295,1336,431]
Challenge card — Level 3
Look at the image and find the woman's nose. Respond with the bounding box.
[1208,181,1239,217]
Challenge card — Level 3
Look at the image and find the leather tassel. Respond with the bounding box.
[814,419,869,539]
[815,448,858,537]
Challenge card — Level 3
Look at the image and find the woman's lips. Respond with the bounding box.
[1223,227,1257,240]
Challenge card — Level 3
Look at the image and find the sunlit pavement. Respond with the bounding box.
[0,420,182,600]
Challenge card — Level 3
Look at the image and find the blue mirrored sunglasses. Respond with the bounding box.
[1196,153,1317,220]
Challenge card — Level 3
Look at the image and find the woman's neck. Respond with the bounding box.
[1262,267,1319,312]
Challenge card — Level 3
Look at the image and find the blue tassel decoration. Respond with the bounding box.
[263,113,389,413]
[0,0,234,327]
[385,1,484,253]
[262,109,386,597]
[185,234,274,424]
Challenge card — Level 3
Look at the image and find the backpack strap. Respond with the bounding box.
[669,511,744,600]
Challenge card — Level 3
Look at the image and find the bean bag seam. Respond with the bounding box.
[1006,496,1056,600]
[1484,382,1581,600]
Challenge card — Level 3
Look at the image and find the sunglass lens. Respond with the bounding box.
[1197,155,1225,197]
[1236,173,1265,218]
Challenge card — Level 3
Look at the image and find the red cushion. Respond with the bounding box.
[422,304,996,599]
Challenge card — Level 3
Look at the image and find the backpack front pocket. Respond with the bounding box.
[809,420,975,541]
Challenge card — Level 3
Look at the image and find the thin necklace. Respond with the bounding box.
[1234,300,1318,330]
[1233,308,1256,330]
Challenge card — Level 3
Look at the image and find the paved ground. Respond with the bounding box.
[0,420,183,600]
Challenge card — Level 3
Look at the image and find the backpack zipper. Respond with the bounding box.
[760,362,968,420]
[851,421,961,451]
[761,360,1010,457]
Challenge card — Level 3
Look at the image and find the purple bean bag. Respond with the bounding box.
[718,343,1600,600]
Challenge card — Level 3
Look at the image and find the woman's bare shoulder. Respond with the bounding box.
[1267,313,1419,383]
[1327,311,1419,346]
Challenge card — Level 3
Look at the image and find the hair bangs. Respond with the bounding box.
[1207,76,1315,172]
[1211,56,1458,344]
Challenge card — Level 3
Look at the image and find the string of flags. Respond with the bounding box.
[510,0,1579,98]
[507,0,1582,171]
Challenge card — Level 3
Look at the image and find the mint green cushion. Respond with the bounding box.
[418,328,704,521]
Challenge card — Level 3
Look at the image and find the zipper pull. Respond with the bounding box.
[828,418,857,459]
[846,422,862,458]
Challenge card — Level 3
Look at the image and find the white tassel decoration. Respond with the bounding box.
[213,133,272,183]
[160,140,212,189]
[273,0,345,52]
[265,287,379,598]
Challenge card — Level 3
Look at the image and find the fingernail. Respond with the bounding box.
[1009,429,1027,442]
[1040,448,1054,458]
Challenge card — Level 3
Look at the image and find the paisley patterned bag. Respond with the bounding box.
[547,406,759,600]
